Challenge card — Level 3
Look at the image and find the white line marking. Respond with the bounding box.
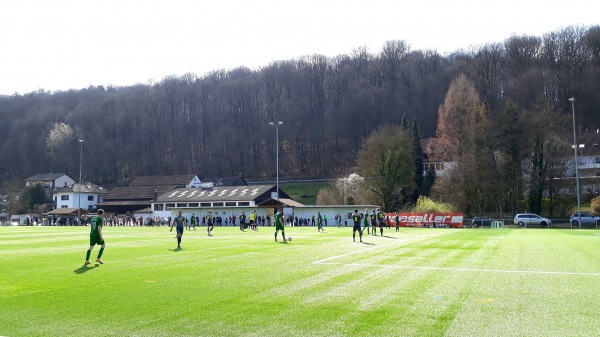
[312,232,449,264]
[315,262,600,277]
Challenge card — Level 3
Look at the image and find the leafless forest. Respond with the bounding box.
[1,26,598,186]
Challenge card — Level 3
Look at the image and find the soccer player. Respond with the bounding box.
[352,209,362,242]
[85,209,106,265]
[274,209,287,242]
[170,210,185,249]
[395,212,400,232]
[377,208,385,236]
[249,211,255,231]
[362,209,371,235]
[317,211,324,232]
[206,210,214,236]
[190,213,196,230]
[239,211,246,231]
[370,209,377,236]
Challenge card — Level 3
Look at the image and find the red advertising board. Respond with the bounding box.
[385,212,464,228]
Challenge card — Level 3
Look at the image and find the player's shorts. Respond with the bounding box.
[363,222,370,227]
[276,223,284,231]
[353,224,361,231]
[249,220,254,225]
[176,226,184,234]
[89,236,105,246]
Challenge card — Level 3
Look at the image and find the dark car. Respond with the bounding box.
[471,216,491,228]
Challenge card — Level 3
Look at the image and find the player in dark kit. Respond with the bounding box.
[317,211,324,232]
[206,210,214,236]
[352,209,363,242]
[85,209,106,265]
[377,208,385,236]
[370,210,377,236]
[170,210,185,249]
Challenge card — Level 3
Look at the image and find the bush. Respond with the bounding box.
[412,196,454,213]
[592,196,600,215]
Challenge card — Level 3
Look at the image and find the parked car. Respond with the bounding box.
[513,213,552,227]
[471,216,491,228]
[569,213,600,227]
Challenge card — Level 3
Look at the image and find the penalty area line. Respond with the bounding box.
[314,262,600,277]
[312,232,453,264]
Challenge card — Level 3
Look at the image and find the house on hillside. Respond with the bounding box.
[53,182,108,211]
[25,173,75,190]
[563,130,600,195]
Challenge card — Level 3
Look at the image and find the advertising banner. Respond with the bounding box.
[385,213,464,228]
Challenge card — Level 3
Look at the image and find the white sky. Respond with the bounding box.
[1,0,598,95]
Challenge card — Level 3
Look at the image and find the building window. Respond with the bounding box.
[188,203,199,207]
[595,157,600,164]
[165,203,175,210]
[200,203,211,207]
[154,204,164,211]
[213,202,224,207]
[225,202,236,206]
[61,195,69,200]
[61,205,68,208]
[88,195,94,201]
[238,202,250,206]
[176,203,187,208]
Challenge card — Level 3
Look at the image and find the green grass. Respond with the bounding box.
[2,226,600,336]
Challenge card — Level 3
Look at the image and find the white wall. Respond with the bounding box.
[55,192,101,210]
[54,176,76,189]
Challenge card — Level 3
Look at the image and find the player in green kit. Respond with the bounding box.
[190,212,196,230]
[85,209,106,265]
[362,209,370,235]
[317,211,324,232]
[274,209,287,242]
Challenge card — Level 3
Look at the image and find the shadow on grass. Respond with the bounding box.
[169,247,183,252]
[73,265,98,274]
[359,241,376,245]
[380,235,397,239]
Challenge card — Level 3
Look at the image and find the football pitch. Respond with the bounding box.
[1,226,600,337]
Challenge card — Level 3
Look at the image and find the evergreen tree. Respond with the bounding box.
[412,118,424,202]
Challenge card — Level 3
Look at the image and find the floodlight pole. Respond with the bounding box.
[78,139,83,224]
[269,121,283,199]
[569,98,581,229]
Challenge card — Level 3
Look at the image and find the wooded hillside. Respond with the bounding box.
[1,25,598,185]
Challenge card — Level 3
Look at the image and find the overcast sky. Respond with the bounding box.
[1,0,598,95]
